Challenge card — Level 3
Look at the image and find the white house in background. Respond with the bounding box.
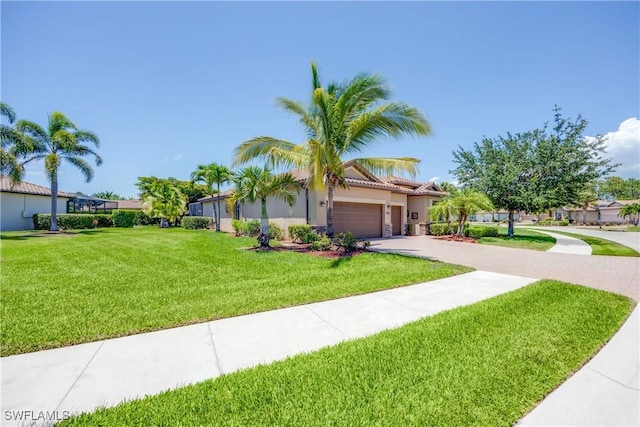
[0,176,74,231]
[561,200,639,225]
[197,161,445,238]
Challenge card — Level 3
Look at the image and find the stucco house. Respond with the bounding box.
[197,161,445,238]
[561,200,639,225]
[0,176,74,231]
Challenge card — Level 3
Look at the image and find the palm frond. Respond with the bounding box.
[65,156,94,182]
[48,112,77,136]
[0,102,16,123]
[233,137,307,169]
[75,130,100,147]
[356,157,420,178]
[15,120,49,146]
[311,62,322,90]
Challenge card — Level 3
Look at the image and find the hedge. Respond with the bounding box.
[465,226,499,239]
[537,219,570,226]
[33,214,113,230]
[231,219,284,240]
[112,210,137,228]
[429,223,456,236]
[181,216,214,230]
[288,224,319,243]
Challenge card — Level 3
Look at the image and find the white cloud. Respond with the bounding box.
[427,176,440,183]
[594,118,640,177]
[173,154,183,161]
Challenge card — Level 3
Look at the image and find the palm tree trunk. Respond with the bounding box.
[507,210,515,238]
[259,199,269,247]
[211,196,218,230]
[326,182,334,238]
[216,183,221,232]
[50,173,59,231]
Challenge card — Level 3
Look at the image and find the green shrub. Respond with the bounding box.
[134,211,156,226]
[465,226,499,239]
[288,224,319,243]
[32,214,114,230]
[268,223,285,241]
[429,223,455,236]
[231,219,245,236]
[112,210,137,228]
[245,220,261,237]
[538,219,569,226]
[333,231,359,252]
[181,216,214,230]
[311,235,332,251]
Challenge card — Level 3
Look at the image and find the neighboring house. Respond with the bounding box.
[197,161,445,238]
[471,211,521,222]
[114,199,143,210]
[0,176,74,231]
[562,200,639,224]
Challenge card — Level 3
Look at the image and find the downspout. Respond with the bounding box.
[305,188,309,225]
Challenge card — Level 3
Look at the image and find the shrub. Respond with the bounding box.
[33,214,113,230]
[288,224,319,243]
[465,226,499,239]
[268,222,285,241]
[311,235,332,251]
[245,220,261,237]
[333,231,359,253]
[134,211,157,226]
[429,223,455,236]
[95,215,114,228]
[112,210,137,228]
[538,219,570,227]
[181,216,214,230]
[231,219,245,236]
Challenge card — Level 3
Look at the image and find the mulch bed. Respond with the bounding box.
[434,235,477,244]
[245,242,366,259]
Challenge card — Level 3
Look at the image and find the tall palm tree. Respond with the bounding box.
[16,112,101,231]
[191,163,232,231]
[233,62,431,237]
[0,102,31,183]
[230,166,300,247]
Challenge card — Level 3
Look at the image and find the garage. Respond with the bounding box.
[333,202,382,238]
[391,206,402,235]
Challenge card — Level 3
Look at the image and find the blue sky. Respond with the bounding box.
[2,1,638,198]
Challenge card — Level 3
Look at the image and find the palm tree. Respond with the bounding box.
[191,163,232,231]
[450,188,494,235]
[576,183,599,225]
[233,62,431,237]
[619,203,640,226]
[142,180,187,226]
[429,196,456,233]
[15,112,101,231]
[230,166,300,247]
[0,102,31,183]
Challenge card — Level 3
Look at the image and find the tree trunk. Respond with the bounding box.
[259,199,269,248]
[326,182,335,238]
[50,173,59,231]
[507,210,515,238]
[211,197,218,231]
[457,213,466,236]
[216,183,221,232]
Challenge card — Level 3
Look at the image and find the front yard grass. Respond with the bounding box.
[537,229,640,257]
[0,227,471,356]
[61,280,633,427]
[477,227,556,251]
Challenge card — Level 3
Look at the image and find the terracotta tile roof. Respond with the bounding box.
[0,176,75,197]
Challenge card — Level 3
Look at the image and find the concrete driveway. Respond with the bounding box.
[539,226,640,252]
[369,235,639,301]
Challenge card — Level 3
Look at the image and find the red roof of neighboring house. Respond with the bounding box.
[0,176,75,198]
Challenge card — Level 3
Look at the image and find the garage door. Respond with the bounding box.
[391,206,402,235]
[333,202,382,238]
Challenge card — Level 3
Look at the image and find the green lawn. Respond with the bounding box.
[61,280,633,427]
[478,227,556,251]
[534,229,640,257]
[0,227,471,356]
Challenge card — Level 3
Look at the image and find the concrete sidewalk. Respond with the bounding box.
[1,271,535,426]
[533,229,592,255]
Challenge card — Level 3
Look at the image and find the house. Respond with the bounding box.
[0,176,74,231]
[562,200,639,225]
[197,161,445,238]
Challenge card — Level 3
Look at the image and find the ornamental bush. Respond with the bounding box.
[231,219,245,236]
[134,210,157,226]
[311,235,332,251]
[112,210,137,228]
[32,214,114,230]
[465,226,499,239]
[429,223,455,236]
[538,219,569,226]
[288,224,319,243]
[268,223,285,241]
[181,216,214,230]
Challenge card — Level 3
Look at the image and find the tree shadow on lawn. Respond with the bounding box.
[0,229,112,240]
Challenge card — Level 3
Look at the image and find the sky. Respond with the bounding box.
[2,1,639,199]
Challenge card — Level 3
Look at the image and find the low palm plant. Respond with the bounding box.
[230,166,300,247]
[142,180,187,226]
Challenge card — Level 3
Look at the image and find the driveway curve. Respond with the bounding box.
[369,235,639,301]
[541,226,640,252]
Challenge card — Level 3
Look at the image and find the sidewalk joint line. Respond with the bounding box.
[587,367,640,392]
[54,340,105,412]
[304,306,346,336]
[207,322,224,375]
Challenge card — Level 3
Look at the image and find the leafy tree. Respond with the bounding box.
[438,181,457,193]
[0,102,32,183]
[142,180,187,226]
[16,112,101,231]
[92,191,124,200]
[191,163,233,232]
[230,166,300,247]
[599,176,640,200]
[136,176,207,205]
[453,108,615,237]
[619,203,640,226]
[233,62,431,237]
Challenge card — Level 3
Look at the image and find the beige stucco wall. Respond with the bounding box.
[1,192,69,231]
[407,196,441,224]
